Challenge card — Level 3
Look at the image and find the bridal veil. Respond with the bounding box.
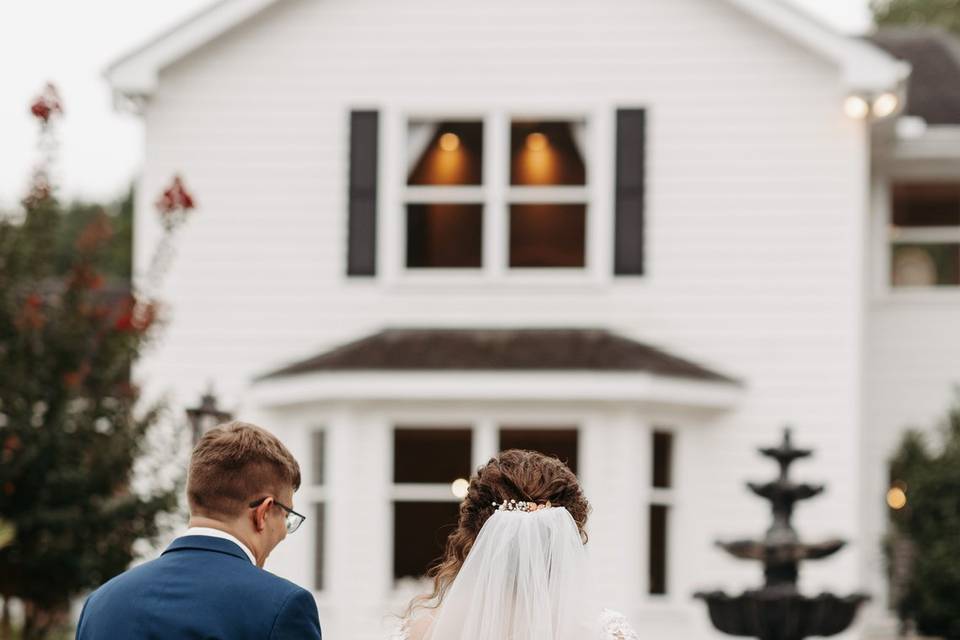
[423,505,596,640]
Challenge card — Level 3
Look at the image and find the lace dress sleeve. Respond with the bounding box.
[390,612,435,640]
[389,620,410,640]
[599,609,640,640]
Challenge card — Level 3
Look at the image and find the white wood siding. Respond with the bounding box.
[131,0,876,637]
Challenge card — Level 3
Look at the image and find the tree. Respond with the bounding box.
[0,83,195,639]
[887,389,960,639]
[871,0,960,35]
[53,189,134,281]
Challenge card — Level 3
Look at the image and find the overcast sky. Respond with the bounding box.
[0,0,873,210]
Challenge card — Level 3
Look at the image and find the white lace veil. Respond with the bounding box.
[424,505,596,640]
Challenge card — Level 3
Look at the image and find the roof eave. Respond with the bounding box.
[103,0,279,108]
[726,0,910,92]
[104,0,910,110]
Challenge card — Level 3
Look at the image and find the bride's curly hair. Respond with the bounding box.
[405,448,590,617]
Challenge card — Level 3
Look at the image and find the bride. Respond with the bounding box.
[392,449,639,640]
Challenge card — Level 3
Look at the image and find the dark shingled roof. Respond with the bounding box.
[259,328,738,384]
[867,27,960,125]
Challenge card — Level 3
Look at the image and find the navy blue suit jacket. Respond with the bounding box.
[76,535,321,640]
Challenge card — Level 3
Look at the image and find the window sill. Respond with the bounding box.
[873,287,960,307]
[352,269,650,292]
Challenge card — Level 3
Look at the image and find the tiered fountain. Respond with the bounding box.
[695,428,870,640]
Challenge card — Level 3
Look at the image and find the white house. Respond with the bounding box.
[105,1,960,638]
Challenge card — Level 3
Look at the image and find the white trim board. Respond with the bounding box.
[250,370,744,410]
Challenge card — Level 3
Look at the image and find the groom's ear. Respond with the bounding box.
[252,497,272,533]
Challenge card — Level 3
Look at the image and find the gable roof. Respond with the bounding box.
[867,27,960,125]
[105,0,908,101]
[258,328,739,384]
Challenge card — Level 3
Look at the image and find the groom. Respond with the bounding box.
[76,421,322,639]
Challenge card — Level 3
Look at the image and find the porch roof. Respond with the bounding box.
[258,328,739,385]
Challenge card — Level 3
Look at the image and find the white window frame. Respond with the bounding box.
[873,166,960,302]
[647,427,675,599]
[378,104,613,287]
[304,428,328,593]
[388,415,586,585]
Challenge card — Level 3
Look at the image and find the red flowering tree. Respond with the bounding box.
[0,84,195,639]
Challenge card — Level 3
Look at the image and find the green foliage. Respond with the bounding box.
[53,188,133,281]
[888,389,960,639]
[0,129,182,636]
[871,0,960,35]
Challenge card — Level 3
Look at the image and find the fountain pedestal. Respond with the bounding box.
[694,428,869,640]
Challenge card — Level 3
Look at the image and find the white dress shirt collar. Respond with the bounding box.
[182,526,256,565]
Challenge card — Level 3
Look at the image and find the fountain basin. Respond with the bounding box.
[694,590,870,640]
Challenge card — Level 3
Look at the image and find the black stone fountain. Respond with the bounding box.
[694,428,870,640]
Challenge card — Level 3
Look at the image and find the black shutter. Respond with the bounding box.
[347,110,379,276]
[614,108,646,275]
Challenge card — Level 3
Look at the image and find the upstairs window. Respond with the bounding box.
[402,115,590,274]
[405,121,484,269]
[890,183,960,288]
[509,120,587,268]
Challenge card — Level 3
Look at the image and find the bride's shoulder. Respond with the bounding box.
[598,608,640,640]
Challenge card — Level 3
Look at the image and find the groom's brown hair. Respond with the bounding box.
[187,421,301,520]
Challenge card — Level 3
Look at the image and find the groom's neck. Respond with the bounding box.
[188,515,262,567]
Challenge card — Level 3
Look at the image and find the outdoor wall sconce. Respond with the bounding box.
[844,91,900,120]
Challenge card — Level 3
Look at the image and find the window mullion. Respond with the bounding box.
[486,111,507,277]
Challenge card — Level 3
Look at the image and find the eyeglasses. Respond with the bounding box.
[248,497,306,534]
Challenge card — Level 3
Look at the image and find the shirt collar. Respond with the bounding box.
[182,526,257,565]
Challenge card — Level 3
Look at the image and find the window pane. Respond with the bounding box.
[511,120,586,186]
[393,501,461,579]
[652,431,673,489]
[893,184,960,227]
[891,243,960,287]
[314,503,325,590]
[311,431,325,486]
[406,204,483,268]
[394,428,473,484]
[649,504,669,595]
[499,428,578,475]
[408,121,483,186]
[509,204,586,268]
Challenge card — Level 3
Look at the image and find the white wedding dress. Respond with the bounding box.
[391,608,639,640]
[390,505,640,640]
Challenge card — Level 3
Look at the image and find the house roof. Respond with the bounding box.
[104,0,908,101]
[867,27,960,125]
[258,328,739,384]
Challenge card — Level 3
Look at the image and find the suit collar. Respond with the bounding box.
[163,535,254,564]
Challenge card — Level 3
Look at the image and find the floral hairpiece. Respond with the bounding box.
[491,499,553,512]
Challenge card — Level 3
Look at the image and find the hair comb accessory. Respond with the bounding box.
[491,499,553,512]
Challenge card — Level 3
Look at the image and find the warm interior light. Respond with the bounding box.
[525,132,548,152]
[873,92,900,119]
[439,132,461,152]
[451,478,470,499]
[844,95,870,120]
[886,486,907,510]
